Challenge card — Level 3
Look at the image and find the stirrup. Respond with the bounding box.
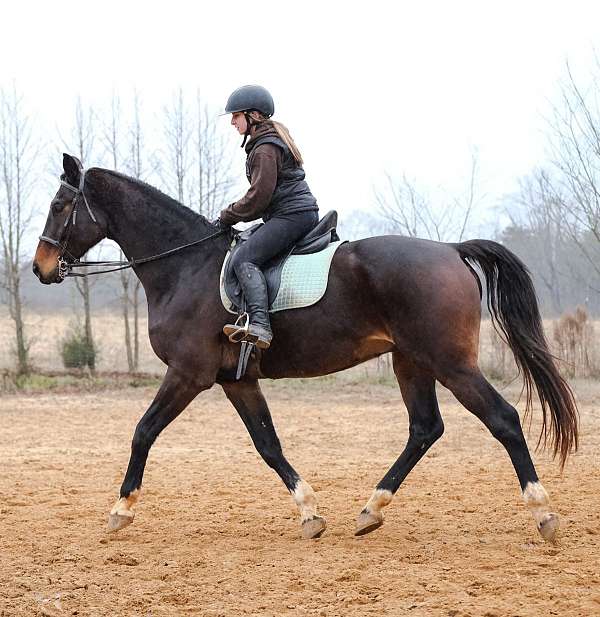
[223,312,250,343]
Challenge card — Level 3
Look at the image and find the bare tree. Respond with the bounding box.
[375,150,481,242]
[118,260,136,372]
[100,92,137,372]
[125,89,147,180]
[374,172,426,237]
[545,60,600,285]
[521,170,567,312]
[0,85,37,374]
[160,88,192,204]
[193,91,236,218]
[60,96,97,371]
[125,90,146,371]
[454,151,480,242]
[160,88,237,217]
[103,92,122,170]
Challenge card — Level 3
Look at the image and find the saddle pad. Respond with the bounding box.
[220,240,343,314]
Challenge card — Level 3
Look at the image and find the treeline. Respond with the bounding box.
[0,85,238,375]
[4,58,600,377]
[500,221,600,316]
[343,61,600,319]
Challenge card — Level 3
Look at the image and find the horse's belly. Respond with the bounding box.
[259,334,394,379]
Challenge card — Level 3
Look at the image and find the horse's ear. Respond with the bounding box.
[62,153,82,185]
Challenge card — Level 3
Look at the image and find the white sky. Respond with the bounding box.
[3,0,600,238]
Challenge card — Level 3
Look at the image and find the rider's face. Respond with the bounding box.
[231,112,247,134]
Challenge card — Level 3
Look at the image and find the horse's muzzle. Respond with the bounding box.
[32,261,64,285]
[32,241,64,285]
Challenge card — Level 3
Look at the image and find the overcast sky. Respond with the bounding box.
[3,0,600,238]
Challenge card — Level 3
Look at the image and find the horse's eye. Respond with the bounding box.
[51,201,65,214]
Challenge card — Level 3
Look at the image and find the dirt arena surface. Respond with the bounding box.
[0,378,598,616]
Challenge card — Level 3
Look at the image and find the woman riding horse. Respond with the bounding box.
[220,85,319,349]
[34,152,578,542]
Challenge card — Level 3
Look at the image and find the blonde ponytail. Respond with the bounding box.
[248,112,304,166]
[270,121,304,166]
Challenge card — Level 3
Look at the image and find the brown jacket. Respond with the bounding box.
[219,125,283,225]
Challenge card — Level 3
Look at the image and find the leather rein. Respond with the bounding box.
[39,170,228,280]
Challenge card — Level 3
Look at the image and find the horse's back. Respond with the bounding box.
[336,234,479,306]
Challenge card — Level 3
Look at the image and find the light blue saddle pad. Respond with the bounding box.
[220,241,343,314]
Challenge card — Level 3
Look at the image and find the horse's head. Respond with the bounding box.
[33,154,108,284]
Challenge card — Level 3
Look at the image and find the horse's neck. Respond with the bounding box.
[93,171,222,296]
[96,174,203,256]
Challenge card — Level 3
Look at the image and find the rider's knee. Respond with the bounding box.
[232,257,258,278]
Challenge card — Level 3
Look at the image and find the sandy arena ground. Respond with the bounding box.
[0,378,599,616]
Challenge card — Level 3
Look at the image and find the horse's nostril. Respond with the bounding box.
[32,262,40,277]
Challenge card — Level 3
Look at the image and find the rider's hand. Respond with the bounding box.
[212,217,231,230]
[218,205,240,229]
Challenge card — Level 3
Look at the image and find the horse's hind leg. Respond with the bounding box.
[356,353,444,536]
[442,367,559,542]
[221,379,326,539]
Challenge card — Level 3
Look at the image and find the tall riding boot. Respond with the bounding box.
[226,263,273,349]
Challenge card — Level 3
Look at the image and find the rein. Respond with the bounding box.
[63,229,228,278]
[40,170,228,279]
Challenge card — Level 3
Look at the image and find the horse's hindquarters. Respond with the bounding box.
[258,236,480,380]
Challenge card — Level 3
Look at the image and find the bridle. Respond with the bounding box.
[39,169,229,279]
[39,170,101,278]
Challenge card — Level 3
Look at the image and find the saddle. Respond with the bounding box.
[221,210,340,314]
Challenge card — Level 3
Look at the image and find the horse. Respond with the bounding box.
[32,153,578,542]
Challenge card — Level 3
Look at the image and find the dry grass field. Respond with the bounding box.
[0,377,599,616]
[3,308,595,381]
[0,309,164,374]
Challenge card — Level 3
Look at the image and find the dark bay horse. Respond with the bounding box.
[33,154,578,542]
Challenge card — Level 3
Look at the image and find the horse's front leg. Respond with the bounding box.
[108,366,211,531]
[221,379,326,539]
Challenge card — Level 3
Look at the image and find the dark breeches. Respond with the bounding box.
[230,211,318,277]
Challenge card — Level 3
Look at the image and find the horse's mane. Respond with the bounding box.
[101,169,214,228]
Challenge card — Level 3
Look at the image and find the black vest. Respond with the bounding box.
[246,134,318,220]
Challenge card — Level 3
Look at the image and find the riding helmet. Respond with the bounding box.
[225,85,275,118]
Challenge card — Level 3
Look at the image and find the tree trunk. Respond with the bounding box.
[133,279,141,371]
[11,274,29,375]
[81,275,95,372]
[120,260,134,373]
[0,86,34,378]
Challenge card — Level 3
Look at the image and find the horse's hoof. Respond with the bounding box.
[538,512,560,543]
[355,510,383,536]
[301,516,327,539]
[107,512,134,532]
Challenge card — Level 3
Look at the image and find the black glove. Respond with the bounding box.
[211,218,231,230]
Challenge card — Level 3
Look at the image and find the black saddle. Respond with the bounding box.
[223,210,340,313]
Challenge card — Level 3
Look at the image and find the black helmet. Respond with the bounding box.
[225,85,274,118]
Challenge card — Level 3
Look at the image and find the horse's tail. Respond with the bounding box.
[454,239,579,467]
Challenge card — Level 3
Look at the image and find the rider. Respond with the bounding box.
[220,85,319,349]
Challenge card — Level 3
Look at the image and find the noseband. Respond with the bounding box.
[38,170,100,278]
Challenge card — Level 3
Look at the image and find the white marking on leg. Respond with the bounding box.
[523,481,560,541]
[522,481,550,526]
[364,488,393,514]
[110,488,140,518]
[291,480,318,523]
